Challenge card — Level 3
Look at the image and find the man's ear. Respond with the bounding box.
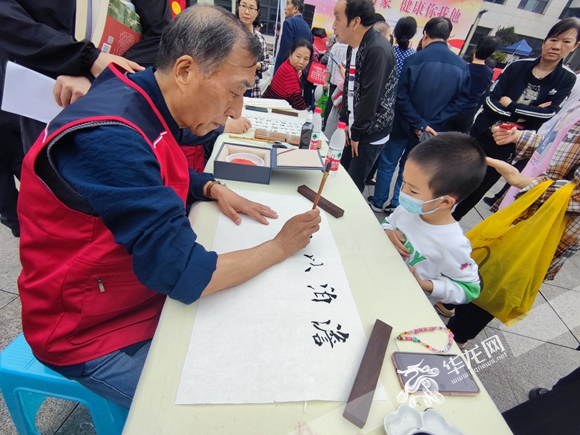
[173,55,200,91]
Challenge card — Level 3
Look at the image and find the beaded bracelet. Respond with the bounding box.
[395,326,454,353]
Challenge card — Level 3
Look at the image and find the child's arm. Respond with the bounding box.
[381,211,410,260]
[429,238,480,305]
[409,266,433,293]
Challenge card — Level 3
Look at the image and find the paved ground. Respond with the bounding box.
[0,177,578,434]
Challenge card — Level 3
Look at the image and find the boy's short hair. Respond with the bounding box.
[407,132,486,203]
[474,36,499,60]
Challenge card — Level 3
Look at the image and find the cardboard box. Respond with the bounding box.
[214,143,324,184]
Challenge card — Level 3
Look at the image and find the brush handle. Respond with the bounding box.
[312,162,332,210]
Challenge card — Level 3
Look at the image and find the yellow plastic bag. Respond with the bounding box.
[467,180,574,326]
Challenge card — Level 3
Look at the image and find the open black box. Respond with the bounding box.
[213,142,324,184]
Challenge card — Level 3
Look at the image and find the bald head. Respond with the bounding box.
[157,5,261,75]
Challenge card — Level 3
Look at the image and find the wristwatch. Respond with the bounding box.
[206,180,225,200]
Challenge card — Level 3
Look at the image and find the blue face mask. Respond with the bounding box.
[399,191,444,215]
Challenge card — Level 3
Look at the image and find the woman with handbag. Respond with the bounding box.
[448,105,580,347]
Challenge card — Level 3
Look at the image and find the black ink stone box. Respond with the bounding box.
[214,142,324,185]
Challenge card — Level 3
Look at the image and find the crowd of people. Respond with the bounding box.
[1,0,580,431]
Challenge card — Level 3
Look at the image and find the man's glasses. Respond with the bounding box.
[239,4,258,12]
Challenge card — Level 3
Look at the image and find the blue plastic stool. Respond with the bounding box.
[0,334,128,435]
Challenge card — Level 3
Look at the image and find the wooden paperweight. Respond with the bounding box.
[297,185,344,218]
[343,319,393,428]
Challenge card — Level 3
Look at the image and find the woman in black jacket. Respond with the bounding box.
[453,17,580,221]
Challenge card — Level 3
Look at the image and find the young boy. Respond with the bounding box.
[382,133,487,311]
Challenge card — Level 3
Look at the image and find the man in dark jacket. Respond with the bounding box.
[274,0,313,72]
[334,0,397,192]
[368,17,470,212]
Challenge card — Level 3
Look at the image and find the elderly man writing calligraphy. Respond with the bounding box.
[17,5,320,409]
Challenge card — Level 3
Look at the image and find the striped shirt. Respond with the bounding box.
[263,59,307,110]
[250,29,271,98]
[347,47,357,132]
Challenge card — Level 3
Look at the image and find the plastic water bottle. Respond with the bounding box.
[324,122,346,178]
[299,112,314,149]
[312,107,322,136]
[309,133,319,150]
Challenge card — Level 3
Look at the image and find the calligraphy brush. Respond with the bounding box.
[312,162,332,210]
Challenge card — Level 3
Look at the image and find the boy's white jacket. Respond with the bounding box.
[382,206,480,305]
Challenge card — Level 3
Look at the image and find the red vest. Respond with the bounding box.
[18,66,190,365]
